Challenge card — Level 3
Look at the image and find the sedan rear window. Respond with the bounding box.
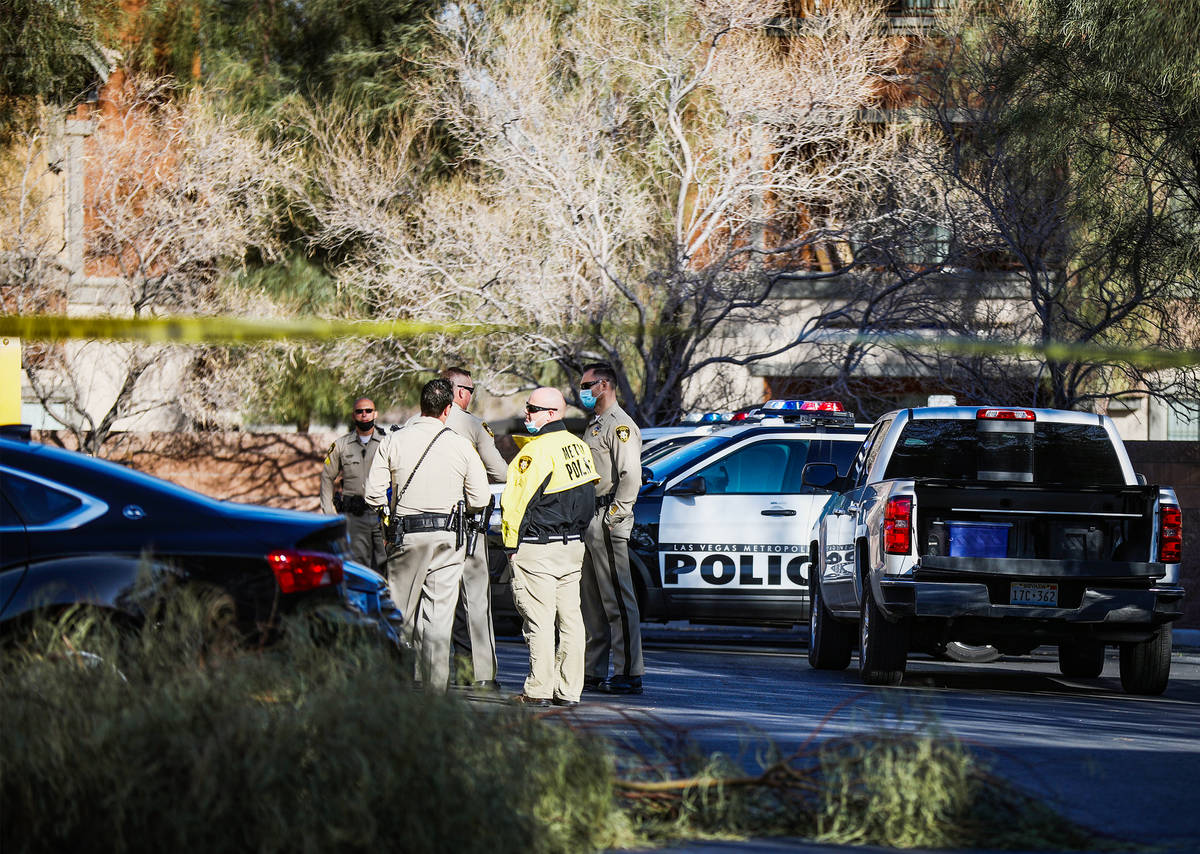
[1,472,84,525]
[883,420,1126,485]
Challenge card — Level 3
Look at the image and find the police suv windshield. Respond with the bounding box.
[644,435,732,482]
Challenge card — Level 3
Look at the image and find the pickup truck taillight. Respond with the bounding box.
[1159,505,1182,564]
[884,497,913,555]
[266,550,345,593]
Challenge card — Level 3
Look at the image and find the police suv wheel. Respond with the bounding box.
[937,641,1002,664]
[858,585,907,686]
[808,580,852,670]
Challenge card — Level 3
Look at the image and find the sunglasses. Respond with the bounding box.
[579,379,605,390]
[525,403,556,415]
[354,408,375,414]
[456,384,475,394]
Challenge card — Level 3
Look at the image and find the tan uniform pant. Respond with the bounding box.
[346,508,386,572]
[385,530,465,692]
[454,533,497,682]
[510,540,586,702]
[581,511,644,679]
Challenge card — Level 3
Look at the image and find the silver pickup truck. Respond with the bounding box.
[806,405,1184,694]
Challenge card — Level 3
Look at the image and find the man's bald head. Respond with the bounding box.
[529,387,565,419]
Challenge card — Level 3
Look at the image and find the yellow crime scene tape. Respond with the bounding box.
[1,313,1198,368]
[0,314,513,345]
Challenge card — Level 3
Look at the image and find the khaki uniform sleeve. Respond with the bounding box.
[473,420,508,483]
[319,438,342,514]
[608,419,642,523]
[463,445,491,510]
[364,436,393,510]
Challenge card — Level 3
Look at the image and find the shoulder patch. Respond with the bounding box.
[517,456,532,473]
[616,425,630,443]
[483,422,494,437]
[324,442,336,465]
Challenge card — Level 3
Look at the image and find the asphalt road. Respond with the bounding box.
[490,625,1200,852]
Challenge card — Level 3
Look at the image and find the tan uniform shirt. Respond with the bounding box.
[446,405,507,483]
[320,428,387,514]
[584,403,642,521]
[365,416,490,515]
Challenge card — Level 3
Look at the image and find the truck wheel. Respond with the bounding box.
[808,580,852,671]
[859,585,908,686]
[1057,640,1106,678]
[1119,630,1172,695]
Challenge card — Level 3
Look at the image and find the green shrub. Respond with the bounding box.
[0,602,626,854]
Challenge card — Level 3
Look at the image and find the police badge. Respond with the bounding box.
[616,425,630,443]
[518,456,532,473]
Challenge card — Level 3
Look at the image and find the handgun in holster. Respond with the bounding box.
[448,500,466,551]
[383,506,403,553]
[344,493,368,514]
[465,496,495,558]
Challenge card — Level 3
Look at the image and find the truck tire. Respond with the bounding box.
[1119,630,1172,695]
[859,584,908,686]
[808,579,852,671]
[1057,640,1106,678]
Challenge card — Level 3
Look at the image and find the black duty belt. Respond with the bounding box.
[521,533,585,544]
[398,512,453,534]
[595,494,615,510]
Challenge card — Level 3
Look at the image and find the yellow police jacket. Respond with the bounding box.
[501,421,599,548]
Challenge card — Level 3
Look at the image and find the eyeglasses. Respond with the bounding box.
[525,403,556,415]
[456,384,474,394]
[353,408,375,414]
[579,379,605,390]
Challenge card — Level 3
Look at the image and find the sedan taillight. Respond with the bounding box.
[884,497,913,555]
[267,550,344,593]
[1159,505,1182,564]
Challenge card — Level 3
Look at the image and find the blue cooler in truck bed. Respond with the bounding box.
[947,521,1011,558]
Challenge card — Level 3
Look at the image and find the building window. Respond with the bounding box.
[1166,399,1200,441]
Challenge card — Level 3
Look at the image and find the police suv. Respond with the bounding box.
[630,404,869,626]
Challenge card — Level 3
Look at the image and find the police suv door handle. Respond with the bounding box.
[846,502,861,514]
[760,508,797,517]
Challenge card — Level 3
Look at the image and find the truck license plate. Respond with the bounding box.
[1010,582,1058,606]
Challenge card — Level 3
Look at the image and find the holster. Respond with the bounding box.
[344,494,368,514]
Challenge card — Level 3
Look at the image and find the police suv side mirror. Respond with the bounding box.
[802,462,841,490]
[666,475,707,497]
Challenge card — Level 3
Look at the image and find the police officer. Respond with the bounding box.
[365,379,489,692]
[501,387,598,706]
[578,362,645,695]
[441,367,507,691]
[320,397,387,570]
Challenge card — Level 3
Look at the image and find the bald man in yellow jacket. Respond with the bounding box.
[500,387,599,707]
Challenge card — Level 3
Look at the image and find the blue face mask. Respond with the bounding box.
[524,419,541,434]
[580,389,597,409]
